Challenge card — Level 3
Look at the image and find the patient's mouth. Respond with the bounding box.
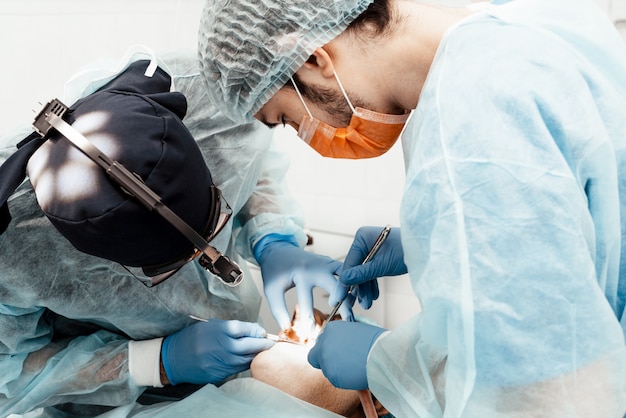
[278,305,340,345]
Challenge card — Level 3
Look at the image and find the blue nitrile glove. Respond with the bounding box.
[308,321,386,390]
[330,226,407,310]
[254,233,352,330]
[161,319,273,385]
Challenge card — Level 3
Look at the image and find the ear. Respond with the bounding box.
[302,47,335,79]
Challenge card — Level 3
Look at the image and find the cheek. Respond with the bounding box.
[250,343,310,383]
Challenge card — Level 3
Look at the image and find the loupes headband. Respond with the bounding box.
[32,99,242,286]
[0,61,242,286]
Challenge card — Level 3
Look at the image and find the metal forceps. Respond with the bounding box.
[188,315,304,345]
[320,225,391,333]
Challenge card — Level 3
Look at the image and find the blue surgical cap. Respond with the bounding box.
[198,0,374,123]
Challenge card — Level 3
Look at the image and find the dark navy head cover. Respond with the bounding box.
[0,61,214,267]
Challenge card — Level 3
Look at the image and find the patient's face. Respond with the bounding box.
[251,307,387,418]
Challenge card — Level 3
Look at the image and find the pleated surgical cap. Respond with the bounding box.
[198,0,374,123]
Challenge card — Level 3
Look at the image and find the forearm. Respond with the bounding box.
[160,355,170,386]
[1,331,141,416]
[234,143,308,262]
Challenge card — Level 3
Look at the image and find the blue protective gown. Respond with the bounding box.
[0,51,341,417]
[367,0,626,416]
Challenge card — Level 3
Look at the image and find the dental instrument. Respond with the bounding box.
[264,333,305,345]
[320,225,391,333]
[189,315,304,345]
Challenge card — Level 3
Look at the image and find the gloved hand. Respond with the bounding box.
[308,321,387,390]
[330,226,407,310]
[161,319,273,385]
[254,233,352,330]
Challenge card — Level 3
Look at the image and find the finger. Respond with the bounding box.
[295,253,342,286]
[345,291,356,309]
[357,280,378,310]
[230,336,275,355]
[326,259,343,278]
[303,257,342,287]
[227,351,261,370]
[314,274,354,321]
[313,273,345,306]
[370,279,380,301]
[294,281,315,330]
[358,283,372,310]
[343,234,370,269]
[328,281,350,307]
[307,341,322,369]
[264,287,292,329]
[224,320,268,338]
[338,297,354,322]
[340,262,382,286]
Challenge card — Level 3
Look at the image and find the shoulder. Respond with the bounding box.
[436,18,579,98]
[417,16,600,135]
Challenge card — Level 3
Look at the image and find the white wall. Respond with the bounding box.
[1,0,624,331]
[0,0,205,139]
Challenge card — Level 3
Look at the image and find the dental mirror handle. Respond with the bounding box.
[321,225,391,332]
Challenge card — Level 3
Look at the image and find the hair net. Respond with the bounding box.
[198,0,374,123]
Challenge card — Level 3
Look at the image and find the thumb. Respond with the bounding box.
[307,344,322,369]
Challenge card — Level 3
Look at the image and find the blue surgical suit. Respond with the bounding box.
[0,52,341,417]
[367,0,626,416]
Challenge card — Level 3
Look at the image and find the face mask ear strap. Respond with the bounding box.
[290,77,314,118]
[332,70,356,114]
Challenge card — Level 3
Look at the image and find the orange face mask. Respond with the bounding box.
[291,73,410,159]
